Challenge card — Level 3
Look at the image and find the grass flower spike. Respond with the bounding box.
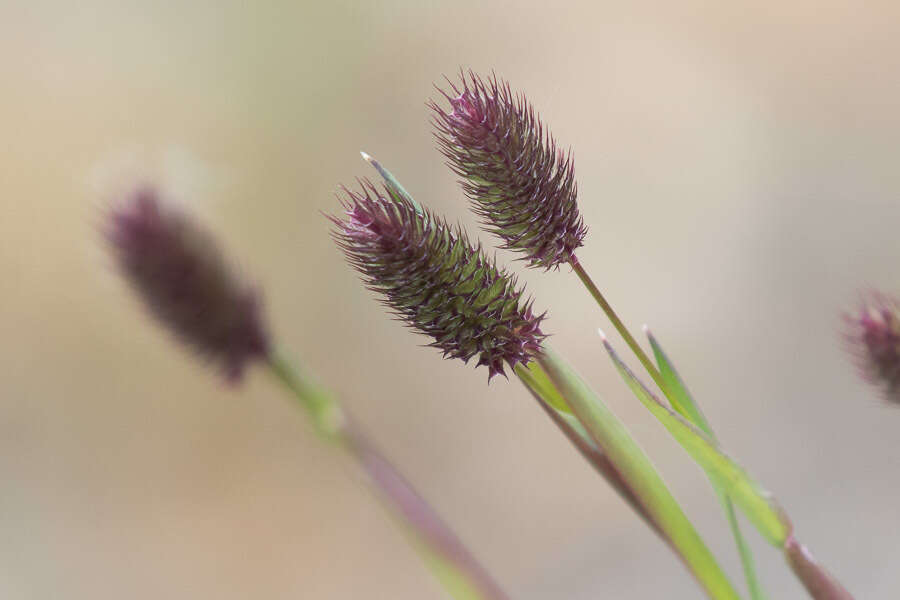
[350,156,748,600]
[106,187,269,381]
[431,71,586,269]
[433,70,853,599]
[330,180,545,379]
[105,184,510,600]
[845,292,900,402]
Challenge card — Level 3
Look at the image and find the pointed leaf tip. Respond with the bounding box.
[602,336,793,546]
[537,346,741,599]
[642,325,768,599]
[358,153,424,216]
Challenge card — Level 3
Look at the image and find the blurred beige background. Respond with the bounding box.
[2,1,899,598]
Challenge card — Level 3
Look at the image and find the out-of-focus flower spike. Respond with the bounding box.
[431,70,586,269]
[844,291,900,402]
[105,187,269,382]
[330,179,546,380]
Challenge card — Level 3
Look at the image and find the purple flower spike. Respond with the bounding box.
[330,180,546,380]
[431,71,587,270]
[845,292,900,402]
[106,187,269,382]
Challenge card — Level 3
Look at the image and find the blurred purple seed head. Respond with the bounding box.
[844,292,900,403]
[106,187,269,382]
[430,71,586,270]
[330,180,546,380]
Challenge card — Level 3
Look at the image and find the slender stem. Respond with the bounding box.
[572,256,853,599]
[537,347,741,600]
[340,420,510,600]
[722,495,766,600]
[515,363,664,540]
[784,537,854,600]
[571,256,767,598]
[267,352,341,435]
[265,350,509,600]
[569,256,667,392]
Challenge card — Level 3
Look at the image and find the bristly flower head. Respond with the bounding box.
[844,292,900,403]
[106,187,269,382]
[430,71,587,270]
[330,180,546,380]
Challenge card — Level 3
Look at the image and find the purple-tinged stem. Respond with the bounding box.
[784,537,854,600]
[520,379,665,541]
[268,353,508,600]
[571,256,854,599]
[342,420,510,600]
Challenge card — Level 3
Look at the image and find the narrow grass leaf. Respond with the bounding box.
[646,328,766,600]
[537,346,741,600]
[515,362,662,537]
[646,326,712,434]
[600,335,792,547]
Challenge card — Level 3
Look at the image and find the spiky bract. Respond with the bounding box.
[331,181,545,379]
[431,71,586,269]
[106,187,269,381]
[845,292,900,402]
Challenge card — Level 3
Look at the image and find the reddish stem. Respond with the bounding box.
[522,382,665,541]
[784,536,854,600]
[342,418,510,600]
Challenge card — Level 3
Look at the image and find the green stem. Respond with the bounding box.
[723,494,766,600]
[578,258,854,599]
[570,256,667,391]
[267,351,343,437]
[265,350,509,600]
[514,362,664,540]
[537,347,741,600]
[570,256,766,599]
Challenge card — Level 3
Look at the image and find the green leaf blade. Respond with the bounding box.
[601,336,792,547]
[720,492,768,600]
[537,346,742,600]
[515,361,663,537]
[646,326,713,435]
[645,328,767,600]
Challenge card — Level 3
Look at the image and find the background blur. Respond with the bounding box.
[2,1,899,598]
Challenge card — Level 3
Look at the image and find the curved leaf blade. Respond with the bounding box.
[600,335,792,546]
[537,346,742,600]
[515,362,662,537]
[646,328,766,599]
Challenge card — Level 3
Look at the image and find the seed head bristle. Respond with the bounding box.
[431,70,586,269]
[330,180,546,380]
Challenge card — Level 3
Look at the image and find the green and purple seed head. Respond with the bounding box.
[431,71,586,270]
[106,187,269,381]
[330,180,546,380]
[844,292,900,402]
